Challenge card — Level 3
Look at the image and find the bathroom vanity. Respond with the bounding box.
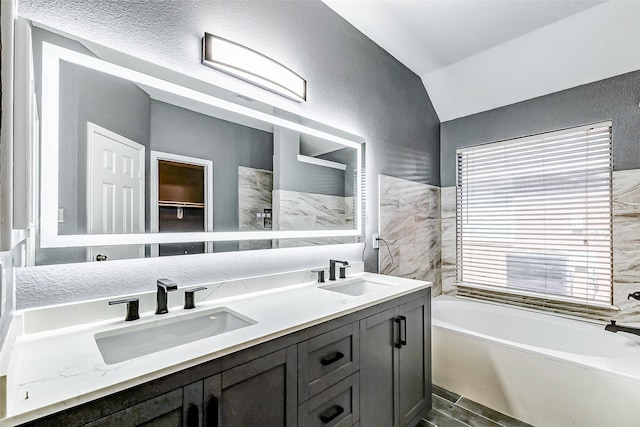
[2,269,431,427]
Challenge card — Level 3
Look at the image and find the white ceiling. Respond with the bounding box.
[323,0,640,122]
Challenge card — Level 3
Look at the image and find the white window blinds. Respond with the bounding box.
[456,122,613,306]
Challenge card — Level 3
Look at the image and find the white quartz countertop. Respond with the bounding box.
[0,269,430,426]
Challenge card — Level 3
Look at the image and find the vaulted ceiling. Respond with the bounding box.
[323,1,640,122]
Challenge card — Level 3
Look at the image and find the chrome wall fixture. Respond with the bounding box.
[201,32,307,102]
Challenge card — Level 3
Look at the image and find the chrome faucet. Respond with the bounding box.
[329,259,349,281]
[156,278,178,314]
[604,320,640,337]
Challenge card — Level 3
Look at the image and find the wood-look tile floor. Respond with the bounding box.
[421,385,534,427]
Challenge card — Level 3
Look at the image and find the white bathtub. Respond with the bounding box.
[432,296,640,427]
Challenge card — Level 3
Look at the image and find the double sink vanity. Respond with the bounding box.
[1,263,432,427]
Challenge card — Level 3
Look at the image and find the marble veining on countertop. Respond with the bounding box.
[0,265,430,426]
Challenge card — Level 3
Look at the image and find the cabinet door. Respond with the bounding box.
[359,295,431,427]
[398,296,431,427]
[214,346,297,427]
[358,308,398,427]
[83,388,186,427]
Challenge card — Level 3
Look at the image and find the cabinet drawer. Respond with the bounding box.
[298,373,359,427]
[298,323,359,401]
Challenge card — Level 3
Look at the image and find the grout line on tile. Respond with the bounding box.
[429,389,531,427]
[452,402,504,427]
[432,394,502,427]
[455,397,532,427]
[428,408,473,427]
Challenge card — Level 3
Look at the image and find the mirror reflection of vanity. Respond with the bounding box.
[31,26,364,265]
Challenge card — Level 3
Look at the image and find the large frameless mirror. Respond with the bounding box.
[34,34,364,265]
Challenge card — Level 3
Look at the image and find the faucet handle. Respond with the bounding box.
[184,287,208,309]
[109,298,140,321]
[311,270,325,283]
[339,265,351,279]
[628,292,640,300]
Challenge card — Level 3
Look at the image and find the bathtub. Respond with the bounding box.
[432,296,640,427]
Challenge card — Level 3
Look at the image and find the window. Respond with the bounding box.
[456,122,613,307]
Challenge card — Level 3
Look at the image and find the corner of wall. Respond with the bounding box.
[0,250,15,350]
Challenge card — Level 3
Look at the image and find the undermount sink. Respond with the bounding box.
[95,307,256,364]
[319,280,393,296]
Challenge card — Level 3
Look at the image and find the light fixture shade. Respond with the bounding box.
[202,32,306,102]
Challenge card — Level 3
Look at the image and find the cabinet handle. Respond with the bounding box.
[206,397,218,427]
[186,403,199,427]
[318,404,344,424]
[400,315,407,346]
[320,351,345,366]
[394,317,402,348]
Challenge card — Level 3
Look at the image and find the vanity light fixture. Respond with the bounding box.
[201,32,306,102]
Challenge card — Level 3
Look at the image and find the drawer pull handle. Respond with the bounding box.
[206,396,218,427]
[186,403,199,427]
[400,315,407,346]
[319,404,344,424]
[394,317,402,348]
[320,351,345,366]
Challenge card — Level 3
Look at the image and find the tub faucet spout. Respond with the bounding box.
[604,320,640,337]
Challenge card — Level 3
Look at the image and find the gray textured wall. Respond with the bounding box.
[273,127,347,197]
[16,0,440,306]
[319,148,357,198]
[440,70,640,187]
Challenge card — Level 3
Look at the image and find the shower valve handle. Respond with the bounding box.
[628,291,640,301]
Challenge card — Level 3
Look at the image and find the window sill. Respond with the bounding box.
[455,283,618,322]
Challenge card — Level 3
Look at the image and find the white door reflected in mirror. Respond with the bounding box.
[87,122,144,261]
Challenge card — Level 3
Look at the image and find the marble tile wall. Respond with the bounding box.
[272,189,355,248]
[440,187,456,296]
[378,175,441,296]
[238,166,273,251]
[611,169,640,323]
[439,169,640,323]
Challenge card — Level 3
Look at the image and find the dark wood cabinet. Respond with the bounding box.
[359,292,431,427]
[19,288,430,427]
[208,347,297,427]
[397,296,431,426]
[81,348,297,427]
[359,307,397,427]
[82,388,186,427]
